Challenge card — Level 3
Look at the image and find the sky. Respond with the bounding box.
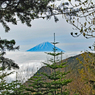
[0,0,95,82]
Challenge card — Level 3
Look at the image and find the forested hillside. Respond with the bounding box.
[24,52,95,95]
[34,53,84,76]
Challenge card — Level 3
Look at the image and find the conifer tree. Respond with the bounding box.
[0,39,20,94]
[0,39,19,70]
[9,80,25,95]
[25,73,46,95]
[42,33,71,95]
[0,71,25,95]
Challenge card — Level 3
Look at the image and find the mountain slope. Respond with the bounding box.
[24,52,95,95]
[34,53,84,76]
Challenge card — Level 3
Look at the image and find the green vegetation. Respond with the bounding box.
[25,73,46,95]
[26,52,95,95]
[0,39,20,94]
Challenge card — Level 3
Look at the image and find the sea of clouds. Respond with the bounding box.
[4,51,82,83]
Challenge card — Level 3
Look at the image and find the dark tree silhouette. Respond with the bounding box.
[0,0,95,38]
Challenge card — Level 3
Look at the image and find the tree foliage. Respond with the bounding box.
[78,52,95,95]
[0,39,19,70]
[0,0,53,32]
[0,0,95,38]
[41,36,71,95]
[25,73,46,95]
[0,38,20,94]
[69,52,95,95]
[0,71,25,95]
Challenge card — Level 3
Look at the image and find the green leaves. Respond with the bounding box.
[84,22,87,27]
[25,73,46,95]
[0,39,19,70]
[0,20,10,32]
[0,71,25,95]
[80,27,83,33]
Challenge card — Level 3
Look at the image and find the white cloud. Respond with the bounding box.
[4,50,82,83]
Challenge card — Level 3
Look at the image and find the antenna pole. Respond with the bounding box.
[54,33,55,63]
[54,33,55,43]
